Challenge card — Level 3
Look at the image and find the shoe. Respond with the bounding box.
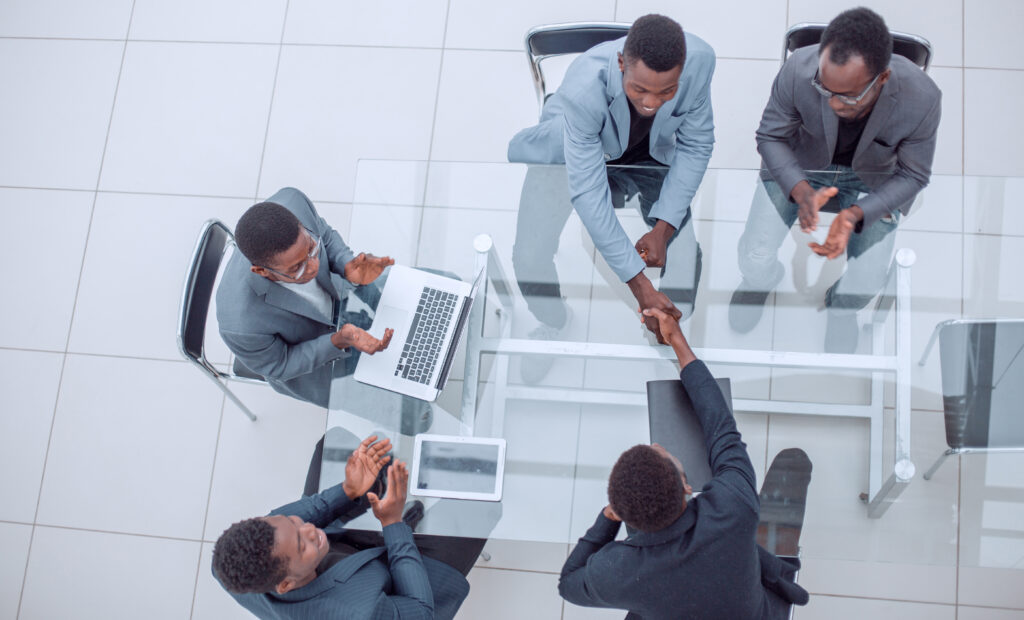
[824,310,859,354]
[728,280,771,334]
[757,448,812,557]
[520,306,573,385]
[402,500,425,531]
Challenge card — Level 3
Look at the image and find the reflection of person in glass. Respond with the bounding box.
[731,8,940,352]
[508,14,713,380]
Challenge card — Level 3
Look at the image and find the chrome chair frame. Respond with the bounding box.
[177,219,264,421]
[783,22,933,71]
[918,318,1024,479]
[524,22,630,113]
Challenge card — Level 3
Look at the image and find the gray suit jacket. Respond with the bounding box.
[508,34,715,282]
[219,485,470,620]
[216,187,362,407]
[756,45,941,230]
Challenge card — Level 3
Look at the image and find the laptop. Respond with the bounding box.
[355,265,484,401]
[645,377,732,491]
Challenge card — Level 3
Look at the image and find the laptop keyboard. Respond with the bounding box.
[395,286,459,385]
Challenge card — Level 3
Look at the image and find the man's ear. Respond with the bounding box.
[878,67,892,86]
[251,265,271,278]
[275,578,296,595]
[618,52,625,74]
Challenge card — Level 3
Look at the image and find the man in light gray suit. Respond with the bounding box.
[216,187,395,408]
[730,8,941,352]
[508,14,714,367]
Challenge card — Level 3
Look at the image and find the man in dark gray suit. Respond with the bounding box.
[559,308,810,619]
[216,187,395,407]
[213,435,485,620]
[730,8,941,352]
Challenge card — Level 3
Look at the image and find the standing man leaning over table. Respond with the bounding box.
[730,7,941,353]
[509,14,714,356]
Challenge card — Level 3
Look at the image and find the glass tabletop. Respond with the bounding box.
[318,161,1024,578]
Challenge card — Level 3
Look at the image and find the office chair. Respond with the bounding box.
[524,22,630,112]
[918,319,1024,479]
[783,23,933,71]
[177,219,264,421]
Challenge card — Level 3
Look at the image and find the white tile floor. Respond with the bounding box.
[1,2,1023,619]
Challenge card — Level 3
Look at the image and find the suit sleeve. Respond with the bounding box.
[649,55,716,228]
[562,95,648,283]
[220,328,350,382]
[855,93,940,228]
[756,57,809,201]
[268,485,363,526]
[370,523,435,619]
[558,511,621,607]
[681,360,759,514]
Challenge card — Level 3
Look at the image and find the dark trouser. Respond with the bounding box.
[512,163,702,328]
[304,436,488,577]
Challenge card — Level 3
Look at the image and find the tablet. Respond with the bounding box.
[410,434,506,502]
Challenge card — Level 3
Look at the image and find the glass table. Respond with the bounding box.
[314,161,1023,594]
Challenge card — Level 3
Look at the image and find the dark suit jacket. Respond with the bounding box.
[216,187,374,407]
[559,360,805,619]
[756,45,941,230]
[218,485,470,620]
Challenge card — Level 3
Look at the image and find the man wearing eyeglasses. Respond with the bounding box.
[730,8,941,352]
[216,187,396,407]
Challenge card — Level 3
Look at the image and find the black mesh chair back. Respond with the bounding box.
[177,219,260,420]
[784,23,933,71]
[525,22,630,111]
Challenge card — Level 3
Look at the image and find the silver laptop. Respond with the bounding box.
[354,265,484,401]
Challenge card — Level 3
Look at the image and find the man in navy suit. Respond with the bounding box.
[213,435,484,620]
[559,308,810,619]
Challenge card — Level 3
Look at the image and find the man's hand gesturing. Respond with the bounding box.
[792,181,839,233]
[367,460,410,527]
[331,323,393,353]
[345,253,395,285]
[341,435,392,500]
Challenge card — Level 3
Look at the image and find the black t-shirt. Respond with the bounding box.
[831,111,872,167]
[609,99,656,165]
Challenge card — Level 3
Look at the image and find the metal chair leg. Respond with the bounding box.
[922,448,955,480]
[205,373,258,421]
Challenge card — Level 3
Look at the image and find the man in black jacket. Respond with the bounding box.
[559,307,810,619]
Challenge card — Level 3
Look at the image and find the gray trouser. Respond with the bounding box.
[512,164,701,328]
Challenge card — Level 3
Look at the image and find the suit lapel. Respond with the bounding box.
[606,50,631,153]
[853,72,898,164]
[820,95,838,164]
[272,548,386,602]
[247,269,335,326]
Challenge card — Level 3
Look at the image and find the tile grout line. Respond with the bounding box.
[15,2,138,617]
[251,0,290,204]
[188,391,230,619]
[414,0,453,267]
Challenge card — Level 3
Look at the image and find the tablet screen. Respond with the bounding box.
[416,440,501,494]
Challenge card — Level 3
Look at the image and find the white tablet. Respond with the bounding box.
[410,434,506,502]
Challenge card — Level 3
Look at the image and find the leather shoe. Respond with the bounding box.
[728,282,771,334]
[402,500,425,531]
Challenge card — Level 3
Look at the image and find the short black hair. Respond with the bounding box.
[820,7,893,77]
[212,518,287,594]
[623,14,686,73]
[607,445,684,532]
[234,202,302,267]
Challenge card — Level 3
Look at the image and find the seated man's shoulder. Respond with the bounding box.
[893,55,941,101]
[683,31,715,62]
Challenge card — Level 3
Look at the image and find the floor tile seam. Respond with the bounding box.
[955,603,1024,612]
[58,350,190,364]
[25,521,207,544]
[414,0,452,260]
[807,592,957,607]
[251,0,289,203]
[13,10,134,595]
[473,565,560,576]
[189,389,230,619]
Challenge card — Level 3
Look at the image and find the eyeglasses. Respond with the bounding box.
[811,70,883,106]
[262,228,322,280]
